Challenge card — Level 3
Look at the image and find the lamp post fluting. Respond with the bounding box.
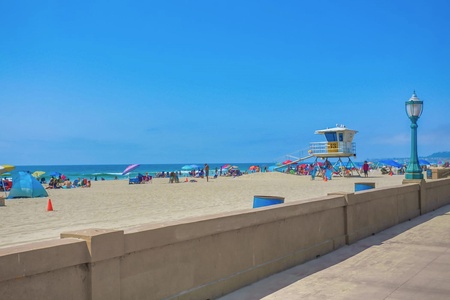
[404,91,423,180]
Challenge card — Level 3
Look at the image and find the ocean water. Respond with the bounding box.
[10,163,274,181]
[8,158,440,181]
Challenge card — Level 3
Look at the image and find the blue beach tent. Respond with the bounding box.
[7,171,48,199]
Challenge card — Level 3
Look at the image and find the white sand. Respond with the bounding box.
[0,171,405,249]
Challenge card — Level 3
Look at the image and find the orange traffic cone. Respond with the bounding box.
[47,199,54,211]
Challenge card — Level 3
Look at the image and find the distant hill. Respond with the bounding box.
[427,151,450,158]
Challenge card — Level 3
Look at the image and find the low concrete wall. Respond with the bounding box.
[422,178,450,213]
[119,196,346,299]
[339,184,421,244]
[0,239,90,299]
[0,178,449,299]
[431,167,450,179]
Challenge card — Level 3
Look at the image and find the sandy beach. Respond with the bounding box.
[0,171,405,249]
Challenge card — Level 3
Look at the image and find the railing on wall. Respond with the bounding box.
[309,142,356,155]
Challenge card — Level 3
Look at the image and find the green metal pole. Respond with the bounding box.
[405,116,423,179]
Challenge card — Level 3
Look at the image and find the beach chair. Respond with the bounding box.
[129,178,140,184]
[72,179,79,188]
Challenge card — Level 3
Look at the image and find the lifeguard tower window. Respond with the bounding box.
[325,132,337,142]
[339,133,343,142]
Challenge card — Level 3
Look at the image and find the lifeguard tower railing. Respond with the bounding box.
[309,141,356,157]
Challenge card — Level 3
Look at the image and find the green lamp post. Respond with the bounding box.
[404,91,423,180]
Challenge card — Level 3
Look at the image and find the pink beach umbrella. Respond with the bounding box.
[122,164,140,175]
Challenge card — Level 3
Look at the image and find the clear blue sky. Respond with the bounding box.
[1,0,449,165]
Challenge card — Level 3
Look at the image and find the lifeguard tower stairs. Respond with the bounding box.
[309,125,360,177]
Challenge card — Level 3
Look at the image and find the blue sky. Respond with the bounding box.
[1,0,449,165]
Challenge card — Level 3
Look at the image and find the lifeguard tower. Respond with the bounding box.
[309,124,360,177]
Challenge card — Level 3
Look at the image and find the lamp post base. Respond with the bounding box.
[404,172,424,180]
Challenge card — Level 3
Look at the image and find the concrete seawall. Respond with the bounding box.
[1,178,449,299]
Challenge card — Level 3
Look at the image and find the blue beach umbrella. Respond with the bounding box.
[419,159,431,165]
[379,160,402,168]
[181,165,195,171]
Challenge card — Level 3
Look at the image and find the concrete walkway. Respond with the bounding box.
[219,204,450,300]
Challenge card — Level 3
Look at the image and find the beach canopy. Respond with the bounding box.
[379,159,402,168]
[7,171,48,199]
[419,159,431,165]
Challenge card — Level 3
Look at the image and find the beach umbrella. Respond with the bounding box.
[419,159,431,165]
[0,165,15,175]
[50,171,61,177]
[221,164,231,170]
[181,165,194,171]
[379,160,402,168]
[122,164,140,175]
[249,166,258,170]
[32,171,46,178]
[190,164,199,169]
[282,160,293,165]
[230,166,239,170]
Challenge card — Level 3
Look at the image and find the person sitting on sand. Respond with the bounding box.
[47,177,60,189]
[46,177,55,189]
[168,172,174,183]
[81,178,88,187]
[63,179,72,189]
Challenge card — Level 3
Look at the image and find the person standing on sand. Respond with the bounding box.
[363,161,370,177]
[204,164,210,182]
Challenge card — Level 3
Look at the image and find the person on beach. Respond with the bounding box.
[363,161,370,177]
[63,178,72,189]
[204,164,210,182]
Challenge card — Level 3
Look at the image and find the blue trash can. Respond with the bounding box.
[355,182,375,192]
[253,195,285,208]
